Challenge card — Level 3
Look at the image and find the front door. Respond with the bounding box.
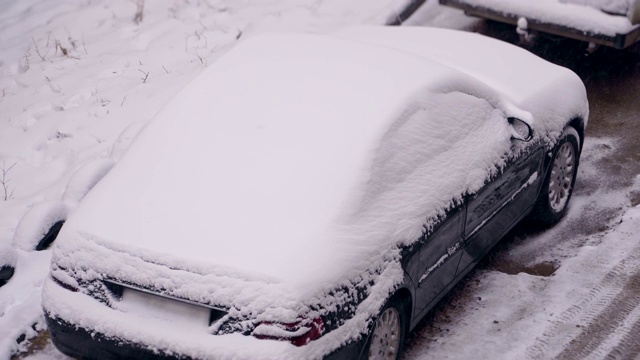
[457,145,544,274]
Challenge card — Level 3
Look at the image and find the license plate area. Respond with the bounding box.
[118,286,211,328]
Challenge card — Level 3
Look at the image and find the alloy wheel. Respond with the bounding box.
[548,142,575,212]
[369,307,401,360]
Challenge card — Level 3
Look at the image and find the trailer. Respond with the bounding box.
[439,0,640,50]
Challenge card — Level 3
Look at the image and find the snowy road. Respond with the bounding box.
[3,1,640,359]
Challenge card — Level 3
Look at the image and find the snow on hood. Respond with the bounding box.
[53,30,584,304]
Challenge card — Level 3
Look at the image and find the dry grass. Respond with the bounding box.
[11,329,51,360]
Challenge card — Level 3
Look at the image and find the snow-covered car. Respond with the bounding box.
[43,26,588,360]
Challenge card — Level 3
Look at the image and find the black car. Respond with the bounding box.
[44,26,588,360]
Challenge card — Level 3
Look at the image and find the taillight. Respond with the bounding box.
[252,317,324,346]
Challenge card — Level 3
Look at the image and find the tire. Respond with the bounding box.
[532,126,580,225]
[0,265,15,287]
[13,201,69,251]
[366,296,407,360]
[36,220,65,251]
[0,244,16,287]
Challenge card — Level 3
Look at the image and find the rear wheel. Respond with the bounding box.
[532,127,580,225]
[367,297,407,360]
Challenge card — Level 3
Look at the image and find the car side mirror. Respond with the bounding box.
[508,117,533,142]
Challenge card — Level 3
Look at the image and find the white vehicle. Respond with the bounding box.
[43,26,588,360]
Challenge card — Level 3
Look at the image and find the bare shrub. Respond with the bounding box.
[134,0,145,24]
[1,162,16,201]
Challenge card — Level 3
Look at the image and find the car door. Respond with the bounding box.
[457,142,545,274]
[404,205,466,321]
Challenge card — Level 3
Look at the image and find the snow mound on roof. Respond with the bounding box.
[57,86,515,294]
[48,86,520,359]
[58,32,473,286]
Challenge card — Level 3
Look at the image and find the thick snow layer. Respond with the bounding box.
[57,31,535,289]
[454,0,639,36]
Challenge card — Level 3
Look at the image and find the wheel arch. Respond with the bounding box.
[530,122,581,225]
[390,287,413,334]
[567,117,585,155]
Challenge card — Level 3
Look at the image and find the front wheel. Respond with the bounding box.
[532,126,580,225]
[366,297,407,360]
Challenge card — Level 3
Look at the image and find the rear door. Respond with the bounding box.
[405,205,466,321]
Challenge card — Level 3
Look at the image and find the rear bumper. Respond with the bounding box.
[46,312,365,360]
[46,312,190,360]
[43,276,368,360]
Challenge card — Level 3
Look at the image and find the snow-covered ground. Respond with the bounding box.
[2,0,640,359]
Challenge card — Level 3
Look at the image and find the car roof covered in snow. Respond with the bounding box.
[58,29,585,293]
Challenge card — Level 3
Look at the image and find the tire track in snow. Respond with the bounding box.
[525,246,640,360]
[555,268,640,359]
[582,289,640,360]
[602,303,640,360]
